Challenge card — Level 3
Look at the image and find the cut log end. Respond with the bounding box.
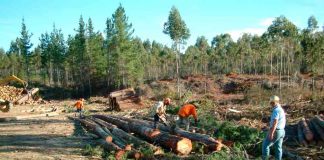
[115,150,126,160]
[105,136,113,143]
[207,142,223,152]
[124,144,132,151]
[149,130,161,138]
[176,138,192,155]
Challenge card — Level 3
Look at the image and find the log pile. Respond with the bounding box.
[297,115,324,146]
[0,85,24,101]
[0,85,40,105]
[108,88,143,111]
[76,114,226,158]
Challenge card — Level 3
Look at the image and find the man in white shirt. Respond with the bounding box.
[151,98,171,129]
[262,95,286,160]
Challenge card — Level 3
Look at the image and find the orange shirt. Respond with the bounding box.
[178,104,198,120]
[75,100,84,109]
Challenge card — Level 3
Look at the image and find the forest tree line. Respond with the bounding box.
[0,5,323,97]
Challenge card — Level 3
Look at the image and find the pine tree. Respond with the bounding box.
[163,6,190,97]
[19,18,33,82]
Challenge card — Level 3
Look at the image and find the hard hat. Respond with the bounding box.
[80,98,85,101]
[270,95,280,103]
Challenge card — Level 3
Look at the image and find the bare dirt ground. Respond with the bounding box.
[0,101,106,160]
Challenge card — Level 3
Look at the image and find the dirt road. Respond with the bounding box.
[0,102,100,160]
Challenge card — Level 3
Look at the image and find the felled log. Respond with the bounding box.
[96,139,126,160]
[83,118,131,150]
[310,119,324,141]
[16,88,39,104]
[128,121,192,155]
[77,118,113,143]
[109,88,135,98]
[109,115,223,152]
[297,121,308,146]
[92,117,161,152]
[94,115,192,155]
[313,115,324,128]
[300,118,314,141]
[92,115,130,132]
[0,112,59,122]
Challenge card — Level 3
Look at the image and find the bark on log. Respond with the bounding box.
[84,118,130,150]
[313,115,324,128]
[297,121,308,146]
[108,115,223,152]
[310,119,324,141]
[94,115,192,155]
[77,118,113,143]
[15,88,39,104]
[300,118,314,141]
[93,115,130,132]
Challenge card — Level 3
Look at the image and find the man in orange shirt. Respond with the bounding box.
[74,98,85,117]
[177,103,198,131]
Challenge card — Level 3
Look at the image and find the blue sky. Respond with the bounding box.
[0,0,323,51]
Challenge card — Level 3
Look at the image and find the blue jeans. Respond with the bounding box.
[262,129,285,160]
[176,117,190,131]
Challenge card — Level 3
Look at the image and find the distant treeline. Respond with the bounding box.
[0,5,323,97]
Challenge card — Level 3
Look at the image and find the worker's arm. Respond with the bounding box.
[268,119,278,141]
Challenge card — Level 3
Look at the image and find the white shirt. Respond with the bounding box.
[270,104,286,130]
[150,101,166,116]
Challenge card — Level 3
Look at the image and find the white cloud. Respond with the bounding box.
[227,28,265,41]
[259,17,275,27]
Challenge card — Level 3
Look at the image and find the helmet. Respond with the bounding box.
[164,98,171,105]
[270,95,280,103]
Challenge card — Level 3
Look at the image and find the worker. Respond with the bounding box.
[74,98,85,118]
[177,103,198,131]
[151,98,171,129]
[262,95,286,160]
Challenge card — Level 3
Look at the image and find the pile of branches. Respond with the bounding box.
[75,114,224,159]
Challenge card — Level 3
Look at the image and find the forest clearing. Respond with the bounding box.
[1,1,324,160]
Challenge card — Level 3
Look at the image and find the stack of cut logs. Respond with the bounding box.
[297,115,324,146]
[0,85,24,101]
[0,85,39,105]
[76,115,223,159]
